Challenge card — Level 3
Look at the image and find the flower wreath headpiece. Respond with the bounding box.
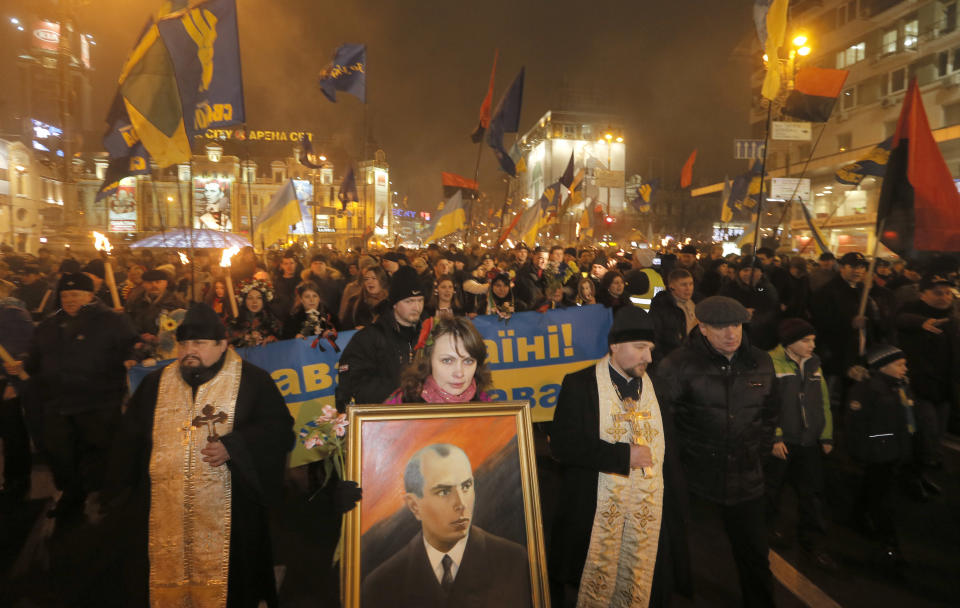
[237,278,275,302]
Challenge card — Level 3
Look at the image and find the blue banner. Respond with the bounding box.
[318,43,366,103]
[129,306,613,466]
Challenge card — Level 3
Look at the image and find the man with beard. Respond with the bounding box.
[550,306,691,607]
[104,302,293,607]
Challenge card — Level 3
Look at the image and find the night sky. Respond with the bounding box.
[76,0,757,211]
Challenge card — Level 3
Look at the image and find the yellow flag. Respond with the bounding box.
[761,0,789,100]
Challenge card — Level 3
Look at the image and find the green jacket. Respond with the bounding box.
[768,344,833,446]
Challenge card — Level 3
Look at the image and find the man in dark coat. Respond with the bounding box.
[894,275,958,473]
[103,303,293,607]
[658,296,779,608]
[515,249,549,311]
[719,256,780,351]
[7,273,138,521]
[649,268,700,368]
[550,306,691,607]
[124,268,187,338]
[335,265,424,409]
[361,444,530,608]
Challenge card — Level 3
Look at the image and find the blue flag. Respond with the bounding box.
[338,168,358,210]
[486,68,525,177]
[300,135,322,169]
[835,136,892,186]
[158,0,246,138]
[721,162,762,223]
[318,43,366,103]
[631,179,658,213]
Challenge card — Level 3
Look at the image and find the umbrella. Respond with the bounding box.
[129,229,252,249]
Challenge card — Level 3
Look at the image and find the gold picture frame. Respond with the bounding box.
[342,400,550,608]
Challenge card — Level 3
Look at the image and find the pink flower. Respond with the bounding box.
[333,415,349,437]
[304,435,326,449]
[317,405,338,423]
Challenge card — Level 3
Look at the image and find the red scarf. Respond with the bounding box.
[420,376,478,403]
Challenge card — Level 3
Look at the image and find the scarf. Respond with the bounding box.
[675,296,698,334]
[420,376,478,403]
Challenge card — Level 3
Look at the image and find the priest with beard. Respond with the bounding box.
[103,302,293,608]
[549,306,691,607]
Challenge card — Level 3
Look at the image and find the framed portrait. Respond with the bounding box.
[342,401,549,608]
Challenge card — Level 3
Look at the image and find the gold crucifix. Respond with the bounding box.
[180,422,197,446]
[612,401,655,477]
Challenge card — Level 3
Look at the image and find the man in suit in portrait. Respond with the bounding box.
[361,443,531,608]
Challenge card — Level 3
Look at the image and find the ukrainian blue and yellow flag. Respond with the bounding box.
[721,163,763,223]
[256,180,304,246]
[835,136,892,186]
[426,190,465,242]
[114,0,244,168]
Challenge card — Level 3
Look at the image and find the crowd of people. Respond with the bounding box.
[0,237,957,606]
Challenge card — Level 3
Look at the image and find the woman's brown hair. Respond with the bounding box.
[399,316,492,401]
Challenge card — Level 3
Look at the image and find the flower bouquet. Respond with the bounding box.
[298,404,350,564]
[298,405,349,488]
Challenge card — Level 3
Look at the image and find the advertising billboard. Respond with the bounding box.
[108,177,138,232]
[193,177,232,231]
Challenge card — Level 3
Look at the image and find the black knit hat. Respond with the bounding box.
[142,268,170,282]
[866,344,906,370]
[778,318,816,347]
[608,305,654,344]
[388,266,423,304]
[679,244,698,255]
[696,296,750,326]
[58,272,94,293]
[623,269,651,296]
[82,258,105,279]
[176,302,227,341]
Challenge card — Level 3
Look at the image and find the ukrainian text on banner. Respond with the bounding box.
[471,304,612,422]
[128,306,612,467]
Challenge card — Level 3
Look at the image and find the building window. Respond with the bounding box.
[890,68,906,91]
[904,19,919,49]
[837,42,866,68]
[563,124,577,139]
[944,101,960,125]
[882,29,898,54]
[842,87,857,110]
[944,2,958,33]
[939,52,950,76]
[838,132,852,152]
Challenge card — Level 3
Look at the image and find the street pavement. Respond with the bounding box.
[2,436,958,606]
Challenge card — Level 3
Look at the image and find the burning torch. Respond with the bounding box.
[220,246,240,319]
[93,231,122,309]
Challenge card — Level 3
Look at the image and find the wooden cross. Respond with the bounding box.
[191,404,228,443]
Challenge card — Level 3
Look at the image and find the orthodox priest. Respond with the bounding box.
[549,306,691,608]
[105,302,294,608]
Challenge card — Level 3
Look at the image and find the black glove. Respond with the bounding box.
[332,479,362,514]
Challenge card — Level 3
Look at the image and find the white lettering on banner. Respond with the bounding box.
[483,323,574,364]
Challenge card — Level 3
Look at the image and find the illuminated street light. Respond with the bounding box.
[10,17,19,25]
[616,136,624,143]
[792,34,808,47]
[762,53,768,63]
[604,132,613,142]
[797,46,811,56]
[318,155,327,162]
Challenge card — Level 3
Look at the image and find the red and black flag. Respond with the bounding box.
[783,67,849,122]
[442,172,479,199]
[679,149,697,188]
[877,78,960,257]
[470,49,498,143]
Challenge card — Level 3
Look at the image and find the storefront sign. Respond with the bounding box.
[770,177,811,202]
[108,177,137,232]
[771,121,812,141]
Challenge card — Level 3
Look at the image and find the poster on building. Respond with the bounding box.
[193,177,232,231]
[108,177,137,232]
[0,140,9,196]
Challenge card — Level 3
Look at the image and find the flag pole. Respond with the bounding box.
[494,176,511,250]
[467,142,484,246]
[751,101,774,256]
[856,217,884,355]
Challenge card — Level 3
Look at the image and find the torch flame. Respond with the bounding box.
[178,251,190,265]
[92,231,113,254]
[220,246,240,268]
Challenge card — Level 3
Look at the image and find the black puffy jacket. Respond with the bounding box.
[658,326,779,505]
[846,373,914,464]
[25,299,138,414]
[649,290,700,367]
[334,308,420,410]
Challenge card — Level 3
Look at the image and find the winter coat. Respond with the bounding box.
[649,290,699,367]
[25,299,138,414]
[894,300,959,403]
[768,345,832,447]
[334,309,420,410]
[846,373,915,464]
[810,275,881,376]
[658,326,779,505]
[514,262,547,310]
[719,277,780,351]
[124,288,187,336]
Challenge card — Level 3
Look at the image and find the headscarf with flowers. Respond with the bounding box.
[228,279,281,346]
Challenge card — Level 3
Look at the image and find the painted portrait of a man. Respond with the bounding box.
[352,410,541,608]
